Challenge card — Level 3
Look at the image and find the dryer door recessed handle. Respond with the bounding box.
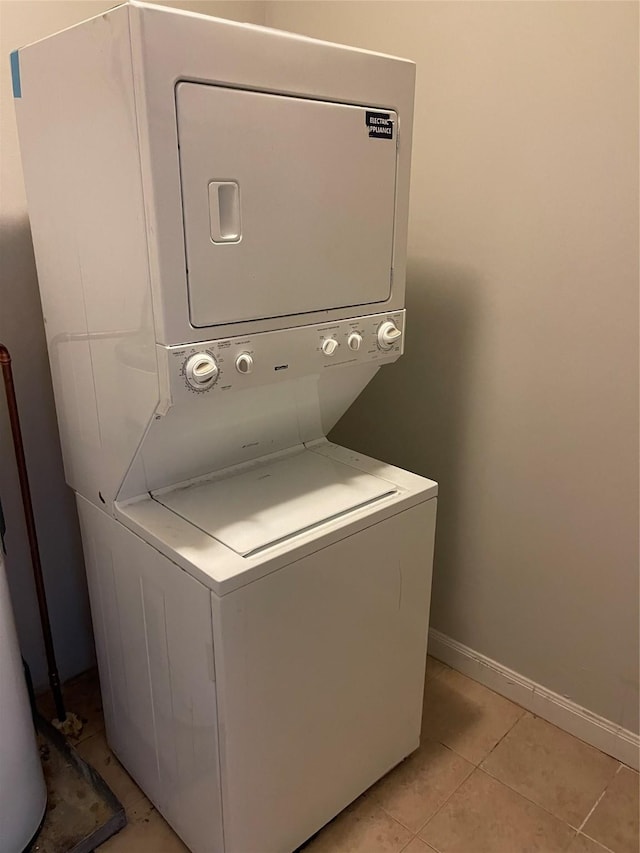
[209,181,241,243]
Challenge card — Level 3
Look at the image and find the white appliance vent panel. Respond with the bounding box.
[176,83,398,328]
[152,450,396,556]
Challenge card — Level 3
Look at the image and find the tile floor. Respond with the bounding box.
[37,659,639,853]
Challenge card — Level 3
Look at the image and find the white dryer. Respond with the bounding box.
[13,4,437,852]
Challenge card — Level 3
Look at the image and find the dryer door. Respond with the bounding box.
[176,83,398,328]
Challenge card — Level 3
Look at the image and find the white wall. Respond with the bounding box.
[2,0,637,736]
[265,1,640,734]
[0,0,265,689]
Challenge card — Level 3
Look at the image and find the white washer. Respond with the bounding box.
[13,5,436,852]
[81,444,436,853]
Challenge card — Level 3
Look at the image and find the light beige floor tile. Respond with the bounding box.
[76,731,147,811]
[37,668,104,743]
[401,837,437,853]
[422,667,525,764]
[419,768,575,853]
[98,808,189,852]
[370,739,473,831]
[481,713,618,826]
[145,810,191,851]
[425,656,448,682]
[565,833,613,853]
[302,794,413,853]
[123,796,155,823]
[582,765,639,853]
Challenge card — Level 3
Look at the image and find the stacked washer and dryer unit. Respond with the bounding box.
[13,3,438,852]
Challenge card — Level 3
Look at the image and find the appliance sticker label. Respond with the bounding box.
[366,111,394,140]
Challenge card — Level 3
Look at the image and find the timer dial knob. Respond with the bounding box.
[322,338,339,356]
[347,332,363,351]
[377,320,402,351]
[235,352,254,374]
[185,352,218,388]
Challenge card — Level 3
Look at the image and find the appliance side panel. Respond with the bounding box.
[77,497,162,804]
[76,497,223,853]
[13,7,159,509]
[212,498,437,853]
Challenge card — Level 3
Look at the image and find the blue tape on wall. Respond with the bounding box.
[10,50,21,98]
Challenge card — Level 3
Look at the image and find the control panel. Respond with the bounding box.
[160,311,405,402]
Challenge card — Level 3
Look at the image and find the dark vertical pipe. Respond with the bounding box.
[0,343,66,722]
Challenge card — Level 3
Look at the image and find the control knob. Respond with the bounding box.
[235,352,254,374]
[377,320,402,351]
[347,332,363,351]
[185,352,219,389]
[322,338,339,356]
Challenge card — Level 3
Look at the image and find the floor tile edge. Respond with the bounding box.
[427,629,639,771]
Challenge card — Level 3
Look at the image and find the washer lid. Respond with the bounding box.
[152,450,396,556]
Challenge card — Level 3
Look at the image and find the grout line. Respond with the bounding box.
[398,833,441,853]
[417,726,483,769]
[471,764,578,828]
[377,802,417,836]
[471,725,625,834]
[379,743,475,841]
[397,832,418,852]
[479,707,527,766]
[578,831,617,853]
[576,786,609,833]
[414,759,476,839]
[576,760,623,834]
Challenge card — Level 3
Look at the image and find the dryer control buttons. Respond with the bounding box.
[377,320,402,350]
[185,352,219,389]
[235,352,254,375]
[347,332,363,351]
[322,338,339,356]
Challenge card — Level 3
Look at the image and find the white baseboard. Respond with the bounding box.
[428,628,639,771]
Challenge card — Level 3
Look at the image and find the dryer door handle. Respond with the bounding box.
[208,181,241,243]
